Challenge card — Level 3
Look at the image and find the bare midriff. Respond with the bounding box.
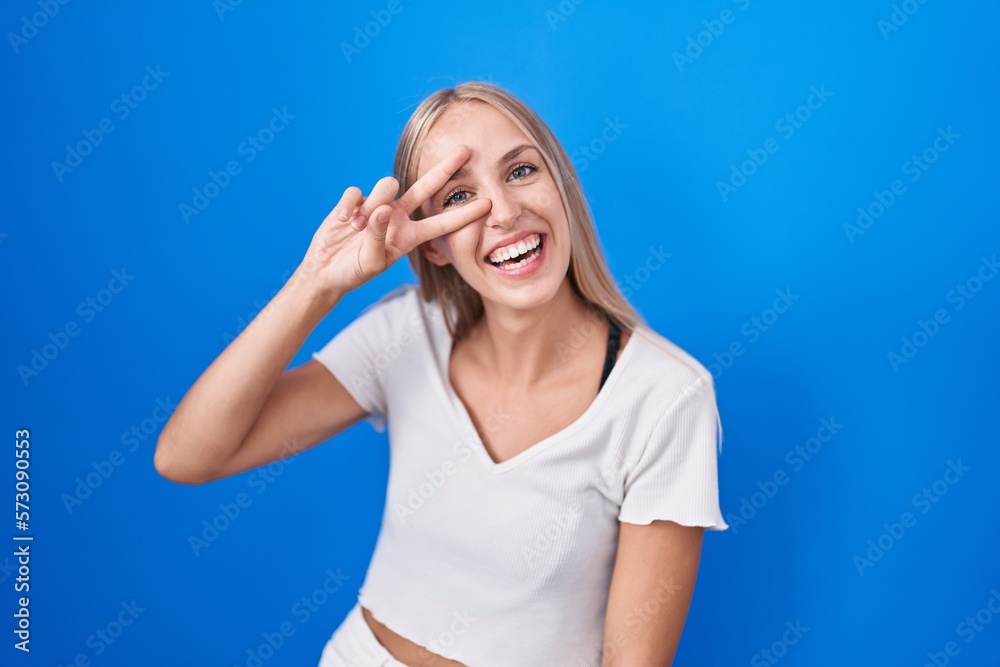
[361,606,468,667]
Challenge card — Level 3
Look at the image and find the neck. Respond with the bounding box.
[466,279,610,389]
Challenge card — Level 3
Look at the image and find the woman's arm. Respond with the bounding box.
[601,520,705,666]
[153,273,361,485]
[154,145,493,485]
[153,175,399,486]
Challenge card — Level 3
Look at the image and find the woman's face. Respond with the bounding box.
[416,101,571,313]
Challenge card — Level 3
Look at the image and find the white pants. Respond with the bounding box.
[317,601,412,667]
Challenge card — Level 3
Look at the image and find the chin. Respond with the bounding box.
[473,266,570,314]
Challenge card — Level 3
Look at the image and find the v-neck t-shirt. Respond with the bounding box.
[311,283,728,666]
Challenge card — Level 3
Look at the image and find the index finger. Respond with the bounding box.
[396,144,473,216]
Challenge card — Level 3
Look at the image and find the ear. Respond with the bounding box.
[419,239,451,267]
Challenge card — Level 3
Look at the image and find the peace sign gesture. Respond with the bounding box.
[296,145,491,299]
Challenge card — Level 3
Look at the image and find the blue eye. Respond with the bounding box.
[441,162,539,207]
[443,190,470,207]
[510,162,538,180]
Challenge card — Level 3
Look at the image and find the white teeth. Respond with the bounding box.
[494,245,542,271]
[488,234,541,264]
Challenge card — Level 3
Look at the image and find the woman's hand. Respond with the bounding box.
[295,144,491,299]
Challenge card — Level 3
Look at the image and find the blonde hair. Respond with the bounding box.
[393,81,645,341]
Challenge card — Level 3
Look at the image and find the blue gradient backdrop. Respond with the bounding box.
[3,1,998,665]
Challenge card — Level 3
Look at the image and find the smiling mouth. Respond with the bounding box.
[485,233,544,270]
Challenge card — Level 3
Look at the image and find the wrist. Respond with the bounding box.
[285,269,344,318]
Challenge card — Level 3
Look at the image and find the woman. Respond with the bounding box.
[154,81,728,666]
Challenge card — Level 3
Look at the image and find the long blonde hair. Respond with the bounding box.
[393,81,644,341]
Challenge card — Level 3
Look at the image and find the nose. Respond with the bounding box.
[483,186,521,229]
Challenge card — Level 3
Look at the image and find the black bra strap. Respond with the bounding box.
[599,315,622,391]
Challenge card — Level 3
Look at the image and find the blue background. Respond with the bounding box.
[3,1,999,665]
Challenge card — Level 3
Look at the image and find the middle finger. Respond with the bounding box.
[396,144,473,216]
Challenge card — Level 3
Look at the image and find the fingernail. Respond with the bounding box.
[350,215,366,230]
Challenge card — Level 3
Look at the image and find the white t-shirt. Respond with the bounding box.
[312,283,728,666]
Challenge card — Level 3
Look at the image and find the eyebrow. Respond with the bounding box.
[442,143,537,187]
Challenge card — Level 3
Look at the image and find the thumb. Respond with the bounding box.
[360,204,392,272]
